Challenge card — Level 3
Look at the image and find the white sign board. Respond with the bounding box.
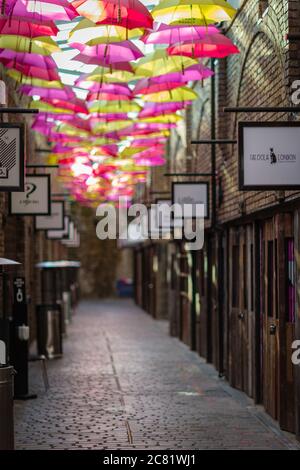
[172,182,209,219]
[35,201,64,230]
[0,124,24,191]
[239,122,300,190]
[9,174,51,215]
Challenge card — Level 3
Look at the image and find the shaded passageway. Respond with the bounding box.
[14,300,299,450]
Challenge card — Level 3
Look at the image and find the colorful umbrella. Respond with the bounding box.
[151,0,236,26]
[72,0,153,30]
[134,78,185,95]
[150,64,213,84]
[141,23,220,44]
[0,50,57,68]
[21,86,76,101]
[7,70,63,88]
[6,63,60,81]
[71,41,144,66]
[69,19,142,44]
[134,49,198,77]
[84,82,132,95]
[88,101,141,113]
[42,98,88,114]
[139,113,182,123]
[142,86,198,103]
[75,68,134,86]
[29,100,76,114]
[0,35,60,55]
[168,34,239,59]
[3,0,78,21]
[139,101,192,117]
[0,17,59,38]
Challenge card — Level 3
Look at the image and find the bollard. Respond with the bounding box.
[0,366,14,450]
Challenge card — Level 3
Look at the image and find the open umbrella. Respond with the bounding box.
[88,100,141,113]
[2,0,78,21]
[134,49,198,77]
[69,19,142,44]
[139,113,182,123]
[21,86,76,101]
[72,0,153,30]
[5,62,60,81]
[7,70,63,88]
[84,82,132,95]
[76,68,134,86]
[142,86,198,103]
[71,41,144,66]
[0,17,58,38]
[0,50,57,68]
[29,100,76,114]
[134,78,185,95]
[151,0,236,26]
[0,35,60,55]
[168,34,239,58]
[139,101,192,117]
[150,64,213,84]
[141,23,220,44]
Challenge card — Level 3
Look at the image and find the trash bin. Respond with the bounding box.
[36,304,63,359]
[0,366,14,450]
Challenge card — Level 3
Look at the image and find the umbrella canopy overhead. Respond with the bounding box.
[141,23,220,44]
[0,17,59,38]
[69,19,142,44]
[71,41,144,66]
[3,0,78,21]
[168,34,239,58]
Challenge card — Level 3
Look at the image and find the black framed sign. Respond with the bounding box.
[0,123,25,191]
[172,182,209,219]
[239,121,300,190]
[9,174,51,215]
[46,216,70,240]
[35,200,64,231]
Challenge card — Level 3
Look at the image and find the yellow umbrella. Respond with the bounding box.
[89,101,142,114]
[120,147,147,158]
[143,86,198,102]
[152,0,236,25]
[134,49,198,77]
[69,19,143,44]
[91,120,133,134]
[7,70,63,89]
[29,101,74,114]
[0,35,60,55]
[79,68,135,85]
[53,123,90,138]
[139,113,182,123]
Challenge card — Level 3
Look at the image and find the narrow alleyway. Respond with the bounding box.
[15,300,299,450]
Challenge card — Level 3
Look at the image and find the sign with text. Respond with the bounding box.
[172,182,209,219]
[35,200,64,230]
[0,123,24,191]
[9,174,51,215]
[239,121,300,190]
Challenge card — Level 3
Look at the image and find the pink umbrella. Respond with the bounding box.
[42,98,88,114]
[151,64,213,84]
[86,92,131,101]
[2,0,78,21]
[0,50,57,68]
[19,86,76,101]
[85,82,132,96]
[135,156,166,166]
[141,23,220,45]
[7,63,60,81]
[132,146,166,158]
[88,112,130,121]
[116,122,175,137]
[168,35,240,59]
[139,101,192,118]
[133,78,185,96]
[70,41,144,66]
[0,16,58,37]
[131,138,167,147]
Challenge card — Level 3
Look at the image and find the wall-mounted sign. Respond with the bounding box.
[46,216,69,240]
[0,123,24,191]
[9,174,51,215]
[239,121,300,190]
[35,200,64,231]
[172,182,209,219]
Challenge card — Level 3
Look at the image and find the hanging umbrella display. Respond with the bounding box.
[139,101,192,117]
[134,49,198,77]
[7,70,63,88]
[6,63,60,81]
[142,86,198,103]
[134,78,186,96]
[76,68,135,86]
[150,64,213,84]
[21,86,76,101]
[0,35,60,55]
[69,19,142,44]
[88,100,141,113]
[0,50,57,68]
[86,91,132,101]
[2,0,78,21]
[141,23,220,44]
[139,113,182,123]
[151,0,236,26]
[168,34,239,58]
[85,82,132,96]
[71,41,144,66]
[0,17,59,38]
[72,0,153,30]
[42,98,88,114]
[29,100,76,114]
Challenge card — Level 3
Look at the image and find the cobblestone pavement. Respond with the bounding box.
[14,300,300,450]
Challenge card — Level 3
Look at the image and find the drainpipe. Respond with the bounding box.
[211,59,216,228]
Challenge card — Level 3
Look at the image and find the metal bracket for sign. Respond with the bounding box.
[223,106,300,113]
[150,190,170,195]
[26,164,59,168]
[0,108,39,114]
[191,139,237,145]
[36,149,52,153]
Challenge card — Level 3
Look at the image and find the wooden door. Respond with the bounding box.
[195,243,209,360]
[261,214,295,431]
[178,246,190,346]
[228,225,255,394]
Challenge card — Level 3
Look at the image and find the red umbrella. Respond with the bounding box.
[0,17,58,38]
[7,63,60,81]
[42,98,88,114]
[72,0,153,30]
[133,78,184,96]
[168,34,239,59]
[86,92,131,101]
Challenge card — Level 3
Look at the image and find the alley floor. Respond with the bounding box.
[14,300,300,450]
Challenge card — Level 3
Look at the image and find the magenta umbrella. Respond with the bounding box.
[135,156,166,166]
[134,78,185,96]
[0,50,57,68]
[141,23,220,45]
[2,0,78,21]
[33,115,91,132]
[88,112,130,121]
[7,63,60,81]
[19,85,76,101]
[70,41,144,66]
[0,16,59,37]
[139,101,193,118]
[84,82,132,96]
[131,138,167,147]
[116,122,176,137]
[151,64,213,84]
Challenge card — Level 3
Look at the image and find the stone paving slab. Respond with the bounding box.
[14,299,300,450]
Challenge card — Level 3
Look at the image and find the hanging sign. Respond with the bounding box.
[172,182,209,219]
[35,200,64,230]
[47,216,70,240]
[239,121,300,190]
[9,174,51,215]
[0,123,25,191]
